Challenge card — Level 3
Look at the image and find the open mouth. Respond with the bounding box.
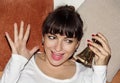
[51,51,64,61]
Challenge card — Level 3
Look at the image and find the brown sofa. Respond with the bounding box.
[0,0,53,71]
[111,70,120,83]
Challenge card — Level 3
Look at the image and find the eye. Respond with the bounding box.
[65,39,73,43]
[48,35,56,40]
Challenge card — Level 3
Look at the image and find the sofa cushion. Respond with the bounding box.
[0,0,53,71]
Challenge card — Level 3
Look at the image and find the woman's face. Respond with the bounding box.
[43,33,79,66]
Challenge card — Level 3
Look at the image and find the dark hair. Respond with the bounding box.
[42,5,83,41]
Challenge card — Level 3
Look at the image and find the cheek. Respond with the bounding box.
[44,40,56,50]
[66,47,76,52]
[63,44,77,55]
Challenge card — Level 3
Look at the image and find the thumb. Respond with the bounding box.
[30,46,40,55]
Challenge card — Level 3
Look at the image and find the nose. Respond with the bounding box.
[55,41,63,52]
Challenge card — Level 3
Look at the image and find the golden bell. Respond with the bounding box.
[74,46,95,67]
[73,39,102,67]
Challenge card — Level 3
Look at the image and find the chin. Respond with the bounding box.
[49,58,64,66]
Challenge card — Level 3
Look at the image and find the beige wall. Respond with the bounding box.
[77,0,120,82]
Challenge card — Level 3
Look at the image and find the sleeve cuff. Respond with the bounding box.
[11,54,28,64]
[92,65,107,72]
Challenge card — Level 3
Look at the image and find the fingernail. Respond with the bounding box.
[92,34,95,36]
[87,40,91,42]
[88,43,92,46]
[96,33,99,36]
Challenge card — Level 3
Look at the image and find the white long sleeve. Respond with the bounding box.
[0,54,28,83]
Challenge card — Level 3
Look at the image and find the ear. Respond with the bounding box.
[42,35,44,45]
[75,41,80,49]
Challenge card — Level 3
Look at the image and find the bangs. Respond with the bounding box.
[47,19,77,38]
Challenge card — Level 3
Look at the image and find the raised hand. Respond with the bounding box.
[88,33,111,65]
[5,21,39,60]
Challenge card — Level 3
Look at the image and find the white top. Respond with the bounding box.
[0,54,106,83]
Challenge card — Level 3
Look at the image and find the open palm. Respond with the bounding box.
[5,21,39,60]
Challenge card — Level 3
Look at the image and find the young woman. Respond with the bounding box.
[0,5,111,83]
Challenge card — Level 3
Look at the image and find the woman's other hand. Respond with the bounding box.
[5,21,39,60]
[88,32,111,65]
